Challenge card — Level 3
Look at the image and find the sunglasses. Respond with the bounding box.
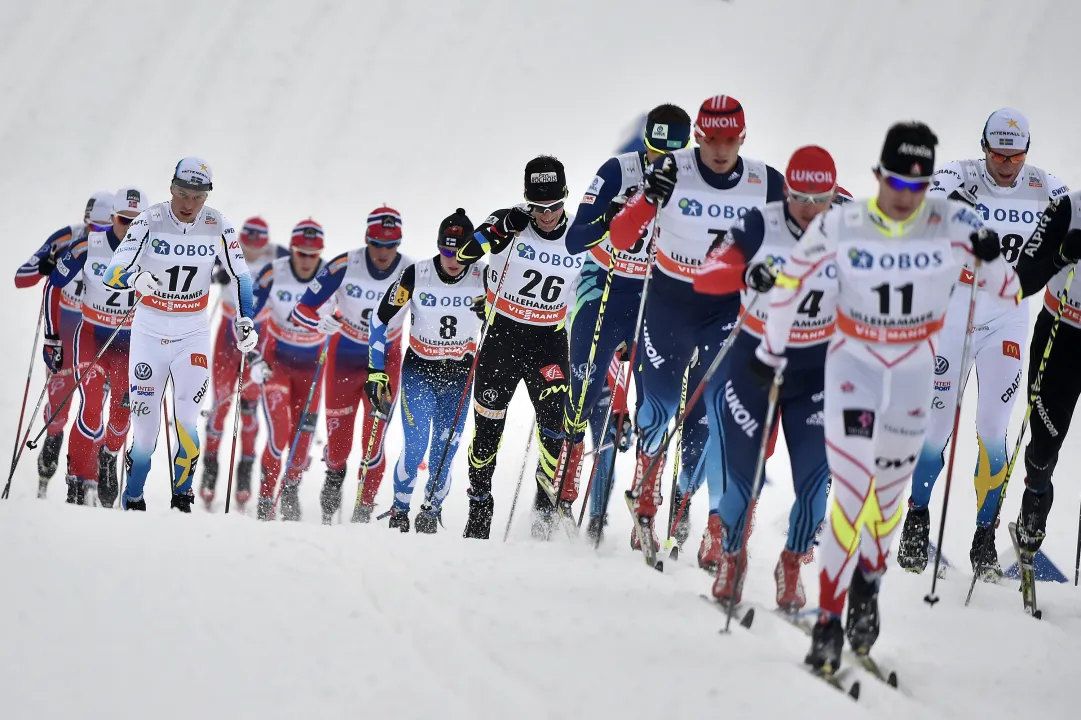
[879,168,929,193]
[986,149,1027,166]
[367,238,401,249]
[439,247,457,258]
[788,189,834,205]
[171,187,209,202]
[115,215,136,226]
[527,200,564,214]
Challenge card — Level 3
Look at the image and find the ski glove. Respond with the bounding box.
[42,334,62,373]
[749,344,787,389]
[249,358,272,385]
[501,207,532,236]
[602,193,629,230]
[235,317,259,353]
[316,312,343,335]
[745,262,776,293]
[969,228,1002,262]
[38,252,57,277]
[948,186,978,208]
[642,155,677,207]
[132,270,162,296]
[365,370,391,418]
[617,414,634,452]
[212,266,231,285]
[1058,228,1081,266]
[471,295,487,322]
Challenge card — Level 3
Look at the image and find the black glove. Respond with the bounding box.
[471,295,487,322]
[365,370,391,419]
[212,266,231,285]
[1057,228,1081,266]
[745,262,776,293]
[948,186,978,208]
[602,194,628,230]
[500,207,532,235]
[748,345,787,389]
[38,252,56,277]
[642,155,677,207]
[42,334,62,372]
[969,227,1002,262]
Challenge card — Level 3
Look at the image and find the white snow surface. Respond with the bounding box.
[3,1,1081,718]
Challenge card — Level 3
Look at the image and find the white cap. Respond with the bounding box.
[87,190,115,226]
[172,157,213,191]
[983,108,1030,152]
[113,186,148,217]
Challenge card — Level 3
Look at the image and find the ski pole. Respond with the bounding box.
[577,357,629,528]
[965,266,1074,605]
[2,288,46,499]
[422,249,517,507]
[25,302,138,450]
[223,353,248,514]
[1074,500,1081,586]
[352,405,389,519]
[163,389,175,491]
[662,365,689,555]
[503,417,538,542]
[926,266,981,605]
[723,365,784,633]
[272,335,332,518]
[1,382,49,500]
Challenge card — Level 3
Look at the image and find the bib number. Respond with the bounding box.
[164,265,198,292]
[871,282,914,315]
[520,270,564,303]
[439,315,458,339]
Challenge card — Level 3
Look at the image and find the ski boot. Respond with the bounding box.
[774,549,807,612]
[122,495,147,511]
[37,431,63,498]
[81,479,99,507]
[970,524,1003,581]
[351,501,374,524]
[280,482,301,522]
[257,497,274,521]
[627,449,662,553]
[235,457,254,510]
[414,504,440,534]
[896,505,930,573]
[586,514,606,545]
[698,513,724,573]
[1017,483,1053,553]
[670,485,692,548]
[845,568,881,655]
[463,490,494,539]
[319,468,346,525]
[531,481,557,541]
[199,456,219,510]
[388,506,410,532]
[170,492,195,514]
[710,547,748,607]
[805,614,845,673]
[97,450,119,508]
[65,475,85,506]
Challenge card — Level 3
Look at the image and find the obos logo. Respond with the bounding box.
[343,284,379,300]
[517,243,536,260]
[151,238,171,255]
[934,356,949,375]
[91,262,107,276]
[678,198,703,217]
[764,254,785,270]
[276,289,292,302]
[419,292,437,307]
[849,249,874,269]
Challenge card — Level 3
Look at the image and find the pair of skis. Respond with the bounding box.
[1008,521,1043,619]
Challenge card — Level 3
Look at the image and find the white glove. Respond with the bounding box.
[132,271,161,296]
[249,358,272,385]
[235,317,259,353]
[316,313,343,335]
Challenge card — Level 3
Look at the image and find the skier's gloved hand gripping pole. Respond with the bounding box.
[1,287,47,500]
[420,210,525,509]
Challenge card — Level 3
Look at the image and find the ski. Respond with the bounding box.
[698,594,755,629]
[772,608,899,689]
[534,475,582,541]
[625,491,663,572]
[1008,521,1043,619]
[809,666,860,700]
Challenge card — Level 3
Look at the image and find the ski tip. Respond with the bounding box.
[848,681,861,700]
[653,561,665,573]
[740,607,755,629]
[669,546,680,561]
[1033,609,1043,620]
[887,671,898,688]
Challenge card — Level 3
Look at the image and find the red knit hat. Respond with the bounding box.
[291,218,324,253]
[366,206,403,245]
[786,146,838,197]
[241,216,269,248]
[694,95,746,140]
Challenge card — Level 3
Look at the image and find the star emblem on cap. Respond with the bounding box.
[1006,119,1020,129]
[199,164,208,171]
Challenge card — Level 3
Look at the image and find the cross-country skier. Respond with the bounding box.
[559,103,695,545]
[106,158,257,512]
[17,190,113,498]
[695,146,840,610]
[1011,190,1081,559]
[248,219,327,521]
[758,122,1019,673]
[609,95,785,562]
[367,209,484,533]
[44,189,145,507]
[455,156,583,540]
[898,108,1069,579]
[199,217,287,511]
[289,207,410,523]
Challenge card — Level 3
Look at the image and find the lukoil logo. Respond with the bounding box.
[678,198,703,216]
[516,243,536,260]
[151,238,171,255]
[724,380,759,437]
[790,169,834,185]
